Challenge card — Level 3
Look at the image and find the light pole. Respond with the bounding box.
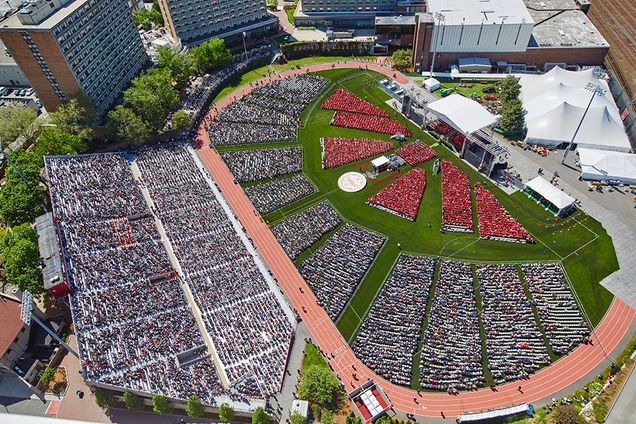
[0,138,29,184]
[428,12,445,78]
[562,83,606,163]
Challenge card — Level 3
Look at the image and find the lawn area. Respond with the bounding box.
[214,67,618,387]
[285,1,298,25]
[439,81,500,98]
[301,341,329,372]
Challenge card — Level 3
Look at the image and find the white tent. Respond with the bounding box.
[578,148,636,184]
[427,94,497,135]
[423,78,440,93]
[525,103,631,152]
[525,176,576,216]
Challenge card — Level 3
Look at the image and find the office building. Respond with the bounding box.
[0,0,148,114]
[157,0,278,47]
[295,0,398,27]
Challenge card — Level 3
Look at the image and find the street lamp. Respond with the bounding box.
[428,12,445,78]
[562,82,607,164]
[0,138,29,184]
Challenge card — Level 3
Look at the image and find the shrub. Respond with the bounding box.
[123,392,144,412]
[152,394,173,415]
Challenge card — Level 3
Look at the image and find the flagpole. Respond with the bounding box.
[242,31,248,58]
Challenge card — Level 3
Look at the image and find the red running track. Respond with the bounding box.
[195,62,635,418]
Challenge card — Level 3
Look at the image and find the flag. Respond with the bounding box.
[621,108,629,121]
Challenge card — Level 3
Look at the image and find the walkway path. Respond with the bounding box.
[195,61,635,418]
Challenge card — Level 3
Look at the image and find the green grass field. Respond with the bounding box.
[215,67,618,382]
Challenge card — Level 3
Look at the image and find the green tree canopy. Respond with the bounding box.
[3,237,43,297]
[185,395,205,418]
[290,412,305,424]
[189,38,232,74]
[0,223,37,258]
[499,76,521,103]
[391,49,412,72]
[252,406,270,424]
[108,105,152,145]
[553,405,584,424]
[498,98,525,133]
[0,104,38,144]
[123,68,179,132]
[152,394,173,415]
[297,365,342,407]
[132,6,164,30]
[345,411,362,424]
[218,402,235,422]
[38,366,55,384]
[49,95,95,142]
[0,150,45,227]
[93,388,114,409]
[33,127,86,162]
[171,110,192,131]
[321,408,334,424]
[123,392,144,412]
[156,46,195,89]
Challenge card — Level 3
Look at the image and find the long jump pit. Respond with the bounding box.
[338,172,367,192]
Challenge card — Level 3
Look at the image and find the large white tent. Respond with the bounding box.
[427,94,497,134]
[520,67,631,152]
[525,176,576,216]
[578,148,636,184]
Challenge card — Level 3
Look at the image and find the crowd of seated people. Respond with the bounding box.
[420,260,485,391]
[353,255,435,386]
[521,263,589,355]
[441,160,474,233]
[220,146,303,183]
[474,183,534,243]
[395,141,437,166]
[271,201,342,260]
[367,168,426,221]
[430,121,450,135]
[321,87,389,117]
[331,111,413,137]
[477,264,550,384]
[244,173,317,214]
[300,224,386,320]
[321,137,393,169]
[135,143,294,398]
[206,75,328,146]
[45,154,227,403]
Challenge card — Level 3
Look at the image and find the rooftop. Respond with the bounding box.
[375,15,416,26]
[427,0,534,26]
[0,294,25,357]
[35,213,64,290]
[0,0,86,31]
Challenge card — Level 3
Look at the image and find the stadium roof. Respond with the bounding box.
[578,148,636,184]
[427,94,497,134]
[427,0,534,26]
[525,176,575,211]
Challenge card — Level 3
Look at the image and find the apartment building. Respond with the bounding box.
[157,0,278,47]
[295,0,398,27]
[0,0,148,114]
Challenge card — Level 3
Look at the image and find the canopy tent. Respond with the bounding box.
[458,57,492,73]
[525,176,576,216]
[525,103,632,152]
[578,148,636,184]
[520,67,631,152]
[423,77,440,92]
[427,94,497,135]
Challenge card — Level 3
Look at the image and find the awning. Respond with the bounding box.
[525,176,575,211]
[427,94,497,134]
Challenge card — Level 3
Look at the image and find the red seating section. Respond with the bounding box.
[331,111,413,137]
[449,132,465,149]
[367,168,426,221]
[322,137,393,168]
[395,140,438,166]
[474,183,534,243]
[441,160,473,232]
[322,87,389,117]
[431,121,450,135]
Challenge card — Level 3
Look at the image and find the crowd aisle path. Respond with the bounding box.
[195,62,635,418]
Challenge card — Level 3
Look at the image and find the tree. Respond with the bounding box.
[156,46,195,89]
[123,68,179,132]
[108,106,152,145]
[94,388,114,409]
[38,366,55,384]
[290,412,305,424]
[218,402,235,421]
[33,127,86,161]
[171,110,192,131]
[345,411,362,424]
[498,98,525,133]
[553,405,584,424]
[123,392,144,412]
[189,38,232,74]
[252,406,270,424]
[49,95,95,142]
[320,408,333,424]
[391,49,412,72]
[297,365,342,406]
[152,394,173,415]
[185,395,205,418]
[0,223,37,257]
[499,76,521,103]
[3,237,44,297]
[132,6,164,30]
[0,104,38,143]
[0,180,45,227]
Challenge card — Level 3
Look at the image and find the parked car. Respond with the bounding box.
[482,87,496,94]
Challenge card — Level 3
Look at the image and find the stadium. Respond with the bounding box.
[44,62,633,420]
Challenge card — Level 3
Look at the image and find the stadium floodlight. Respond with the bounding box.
[562,83,607,163]
[20,290,79,358]
[428,12,446,78]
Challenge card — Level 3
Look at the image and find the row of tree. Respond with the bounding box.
[108,39,232,145]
